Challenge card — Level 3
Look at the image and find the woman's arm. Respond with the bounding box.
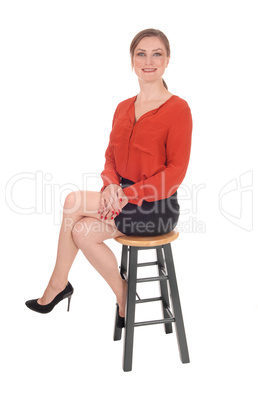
[100,103,121,192]
[100,140,121,192]
[122,105,193,206]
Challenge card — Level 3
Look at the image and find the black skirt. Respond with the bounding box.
[114,177,180,236]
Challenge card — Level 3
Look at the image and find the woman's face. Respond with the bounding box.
[132,36,170,84]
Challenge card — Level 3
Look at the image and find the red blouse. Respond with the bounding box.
[100,94,192,207]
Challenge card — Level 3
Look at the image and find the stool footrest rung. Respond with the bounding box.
[134,317,175,327]
[137,275,168,283]
[135,297,162,304]
[136,261,158,267]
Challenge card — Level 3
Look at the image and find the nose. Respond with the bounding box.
[145,54,154,66]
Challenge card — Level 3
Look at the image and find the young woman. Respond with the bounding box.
[25,28,193,327]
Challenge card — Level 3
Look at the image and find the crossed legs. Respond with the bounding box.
[37,190,128,316]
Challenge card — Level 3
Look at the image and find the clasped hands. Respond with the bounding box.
[98,183,129,221]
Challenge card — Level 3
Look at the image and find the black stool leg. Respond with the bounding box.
[114,245,128,341]
[163,243,190,363]
[156,246,173,334]
[123,246,138,372]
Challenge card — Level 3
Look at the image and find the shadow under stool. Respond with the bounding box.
[113,229,190,372]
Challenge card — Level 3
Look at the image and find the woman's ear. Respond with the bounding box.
[166,56,171,68]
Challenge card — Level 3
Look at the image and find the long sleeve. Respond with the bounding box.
[100,104,121,192]
[122,105,193,206]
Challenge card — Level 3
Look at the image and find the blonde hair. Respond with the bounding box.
[130,28,171,90]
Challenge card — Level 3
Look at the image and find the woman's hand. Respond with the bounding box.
[98,184,129,221]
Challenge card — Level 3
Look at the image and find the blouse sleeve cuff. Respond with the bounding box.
[100,175,121,193]
[123,186,144,207]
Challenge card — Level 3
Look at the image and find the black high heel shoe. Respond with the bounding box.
[25,282,74,314]
[116,302,125,328]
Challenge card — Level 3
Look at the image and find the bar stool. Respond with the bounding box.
[113,229,190,372]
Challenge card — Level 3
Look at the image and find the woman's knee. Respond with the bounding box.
[63,191,82,214]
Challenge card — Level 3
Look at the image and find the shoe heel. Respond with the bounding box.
[67,295,72,312]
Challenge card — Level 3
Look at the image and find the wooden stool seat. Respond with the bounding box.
[114,229,179,247]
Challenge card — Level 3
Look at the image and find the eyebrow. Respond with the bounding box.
[136,48,163,52]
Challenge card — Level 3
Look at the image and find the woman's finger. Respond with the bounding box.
[100,196,113,220]
[98,195,106,217]
[106,195,122,220]
[98,195,111,219]
[112,191,121,213]
[106,196,118,220]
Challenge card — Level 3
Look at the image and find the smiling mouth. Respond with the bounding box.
[142,68,157,72]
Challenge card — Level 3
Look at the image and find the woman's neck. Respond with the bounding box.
[136,79,171,103]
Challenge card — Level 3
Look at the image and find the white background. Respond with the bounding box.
[1,0,258,400]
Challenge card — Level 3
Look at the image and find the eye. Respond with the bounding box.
[154,53,162,56]
[136,52,145,56]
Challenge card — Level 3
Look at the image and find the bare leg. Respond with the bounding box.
[72,216,128,316]
[37,190,125,309]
